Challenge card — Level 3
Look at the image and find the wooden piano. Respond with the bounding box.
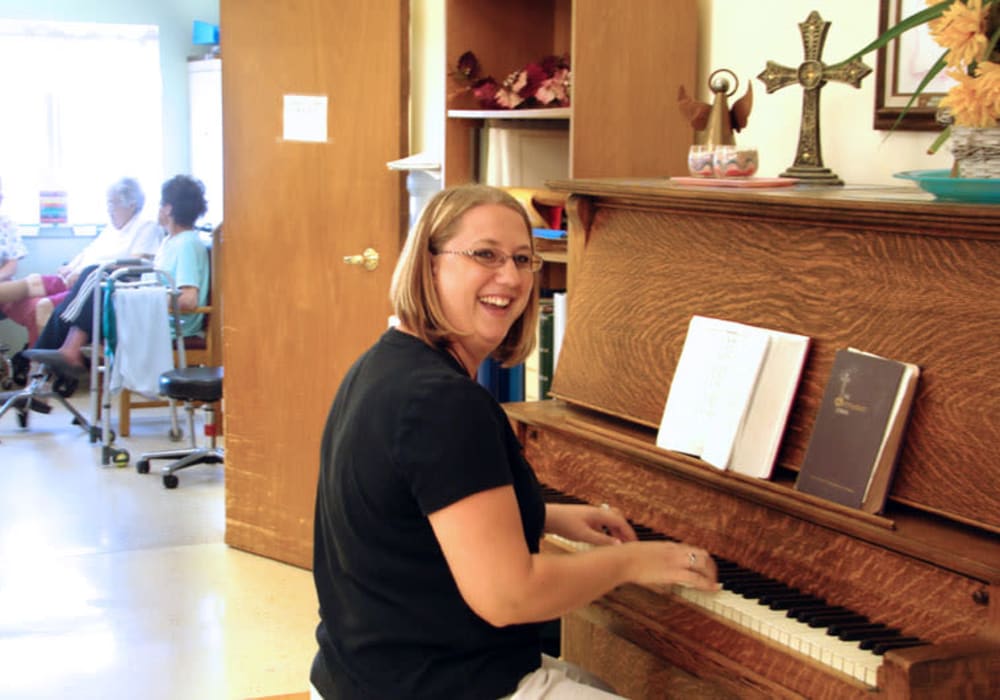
[504,179,1000,698]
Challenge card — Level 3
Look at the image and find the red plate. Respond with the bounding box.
[669,176,799,188]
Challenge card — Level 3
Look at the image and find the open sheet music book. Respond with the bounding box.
[795,348,920,514]
[656,316,811,478]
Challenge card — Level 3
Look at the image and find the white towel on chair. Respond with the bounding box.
[109,286,173,397]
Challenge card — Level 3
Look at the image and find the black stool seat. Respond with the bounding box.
[160,366,223,403]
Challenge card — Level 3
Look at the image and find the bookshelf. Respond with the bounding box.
[443,0,697,186]
[444,0,697,401]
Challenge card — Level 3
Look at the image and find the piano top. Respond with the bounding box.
[545,177,1000,239]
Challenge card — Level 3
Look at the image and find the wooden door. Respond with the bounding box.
[219,0,408,568]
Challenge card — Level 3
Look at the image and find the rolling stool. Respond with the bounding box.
[136,366,223,489]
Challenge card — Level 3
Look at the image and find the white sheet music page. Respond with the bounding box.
[656,316,769,469]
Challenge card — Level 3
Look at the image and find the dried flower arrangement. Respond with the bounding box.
[450,51,571,110]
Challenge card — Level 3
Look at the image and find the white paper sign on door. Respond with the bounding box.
[283,94,328,142]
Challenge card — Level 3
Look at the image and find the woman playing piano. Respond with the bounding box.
[310,184,719,699]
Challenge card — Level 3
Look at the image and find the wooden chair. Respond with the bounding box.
[118,225,222,437]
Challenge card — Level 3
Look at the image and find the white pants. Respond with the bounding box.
[504,654,623,699]
[309,654,623,699]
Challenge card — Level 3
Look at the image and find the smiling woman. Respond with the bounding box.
[0,19,163,225]
[309,184,719,699]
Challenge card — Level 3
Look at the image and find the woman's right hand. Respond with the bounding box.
[628,541,719,592]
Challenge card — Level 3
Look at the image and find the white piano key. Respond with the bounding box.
[674,584,880,687]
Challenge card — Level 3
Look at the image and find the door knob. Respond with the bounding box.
[343,248,379,271]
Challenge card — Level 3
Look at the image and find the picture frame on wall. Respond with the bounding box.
[874,0,952,131]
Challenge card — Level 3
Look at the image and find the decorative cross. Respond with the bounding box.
[758,11,871,186]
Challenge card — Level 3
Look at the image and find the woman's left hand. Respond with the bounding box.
[545,503,638,546]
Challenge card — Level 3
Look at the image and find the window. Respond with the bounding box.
[0,20,163,227]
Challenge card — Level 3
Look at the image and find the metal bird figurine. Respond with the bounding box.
[678,68,753,146]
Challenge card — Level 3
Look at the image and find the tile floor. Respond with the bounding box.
[0,391,319,700]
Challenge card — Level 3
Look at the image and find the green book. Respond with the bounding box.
[537,299,555,400]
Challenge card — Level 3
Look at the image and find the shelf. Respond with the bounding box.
[447,107,570,120]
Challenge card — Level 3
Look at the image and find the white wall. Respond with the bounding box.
[698,0,949,184]
[410,0,445,162]
[412,0,950,186]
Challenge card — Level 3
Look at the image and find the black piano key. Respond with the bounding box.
[872,638,930,655]
[733,580,789,591]
[725,576,779,592]
[858,634,906,650]
[720,574,769,589]
[794,605,854,622]
[734,582,792,598]
[828,622,885,636]
[838,626,899,642]
[740,586,797,601]
[768,596,827,611]
[756,588,800,602]
[807,614,870,629]
[714,558,746,567]
[718,568,763,578]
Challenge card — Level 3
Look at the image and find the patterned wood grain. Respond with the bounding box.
[524,426,988,643]
[548,184,1000,532]
[525,420,1000,696]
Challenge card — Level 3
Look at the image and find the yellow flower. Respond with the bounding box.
[940,66,999,126]
[976,61,1000,113]
[929,0,989,68]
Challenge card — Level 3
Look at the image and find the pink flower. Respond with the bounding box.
[535,68,571,106]
[517,63,547,99]
[495,71,526,108]
[451,51,571,110]
[471,78,501,109]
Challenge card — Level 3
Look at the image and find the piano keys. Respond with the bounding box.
[541,485,926,688]
[508,180,1000,698]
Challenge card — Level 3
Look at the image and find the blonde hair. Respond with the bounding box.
[390,183,540,367]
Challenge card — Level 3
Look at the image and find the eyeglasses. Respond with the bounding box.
[435,247,543,272]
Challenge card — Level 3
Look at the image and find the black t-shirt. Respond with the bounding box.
[312,329,546,699]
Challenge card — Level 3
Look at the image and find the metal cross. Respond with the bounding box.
[758,11,871,186]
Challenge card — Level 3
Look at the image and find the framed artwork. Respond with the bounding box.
[874,0,952,130]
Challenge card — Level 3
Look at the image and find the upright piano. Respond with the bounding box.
[505,179,1000,698]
